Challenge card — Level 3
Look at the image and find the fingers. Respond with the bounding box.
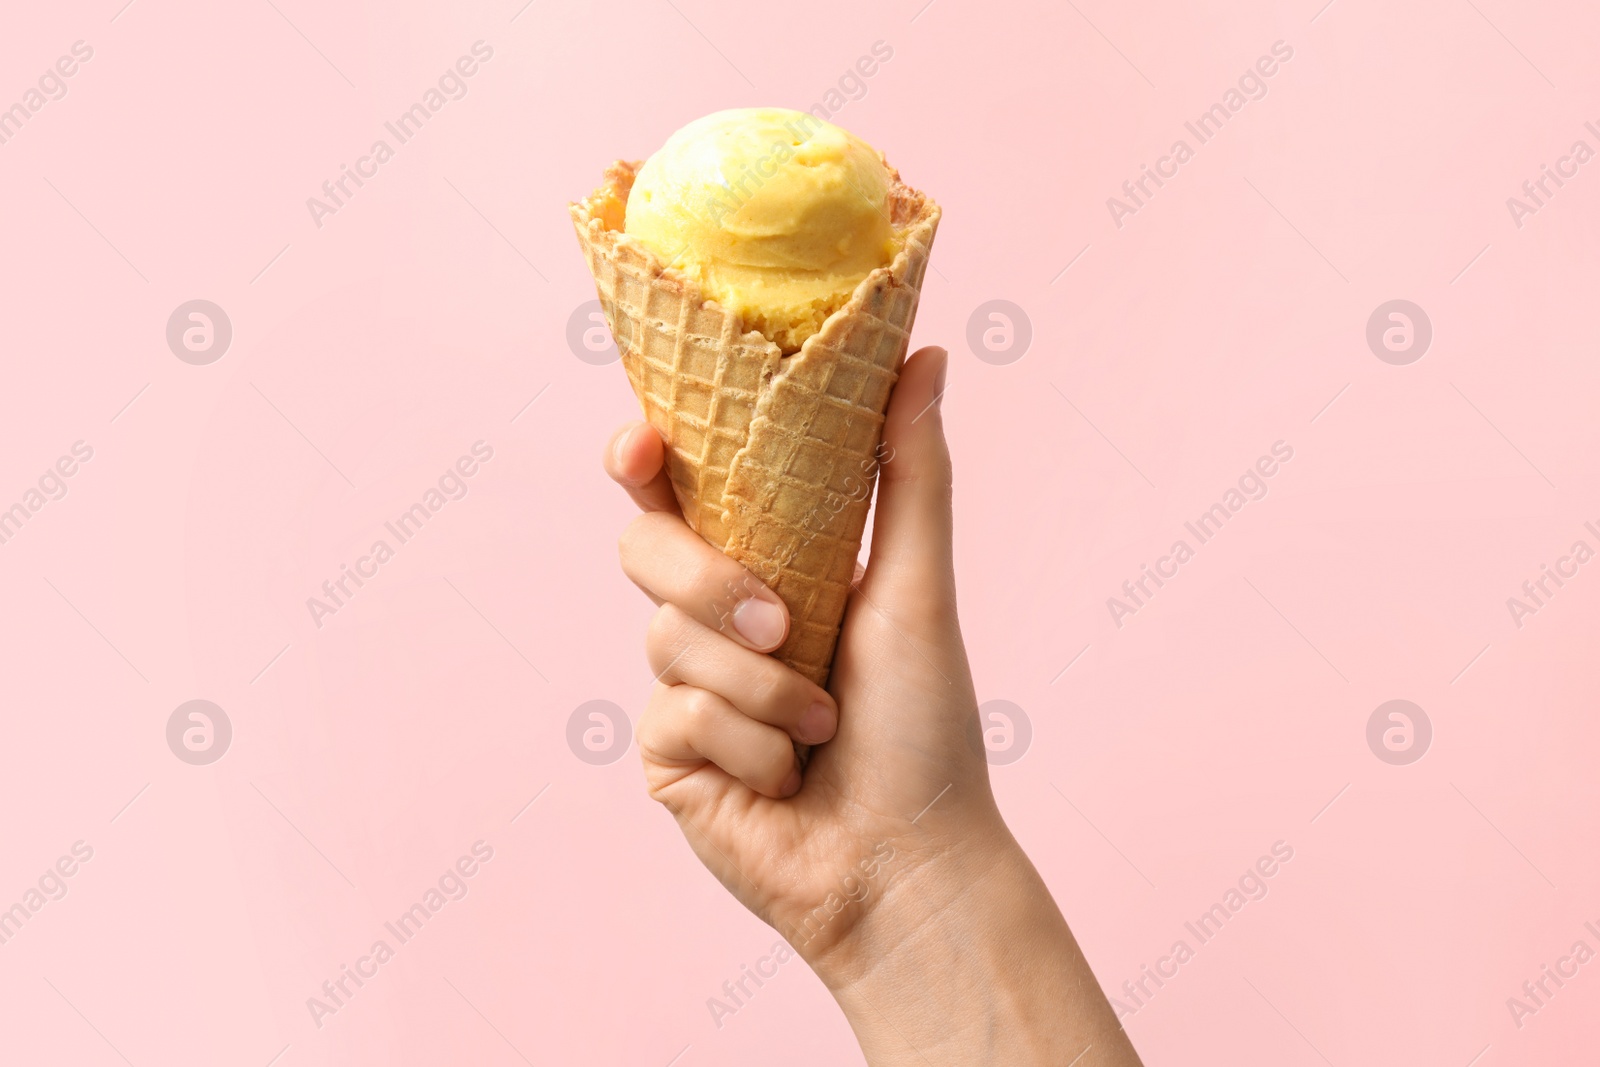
[647,604,838,745]
[639,683,802,798]
[865,345,955,604]
[603,422,680,515]
[619,511,790,652]
[609,426,790,654]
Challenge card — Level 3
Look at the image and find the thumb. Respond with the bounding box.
[863,345,954,607]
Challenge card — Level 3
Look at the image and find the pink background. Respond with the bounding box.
[2,0,1596,1063]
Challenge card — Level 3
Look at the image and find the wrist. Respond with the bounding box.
[806,820,1139,1067]
[802,811,1024,991]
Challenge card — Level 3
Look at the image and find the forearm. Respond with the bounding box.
[816,832,1142,1067]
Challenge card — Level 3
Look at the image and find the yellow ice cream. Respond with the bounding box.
[624,107,898,353]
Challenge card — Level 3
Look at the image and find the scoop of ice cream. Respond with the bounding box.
[624,107,898,353]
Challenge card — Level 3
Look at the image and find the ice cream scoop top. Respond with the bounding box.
[624,107,899,353]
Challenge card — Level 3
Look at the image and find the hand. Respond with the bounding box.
[606,345,989,956]
[605,346,1142,1066]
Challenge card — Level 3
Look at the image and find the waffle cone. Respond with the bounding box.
[571,160,940,688]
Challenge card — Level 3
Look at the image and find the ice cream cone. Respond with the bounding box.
[571,159,939,688]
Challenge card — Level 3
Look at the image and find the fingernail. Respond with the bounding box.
[780,766,803,797]
[731,595,786,648]
[798,702,835,744]
[931,347,948,405]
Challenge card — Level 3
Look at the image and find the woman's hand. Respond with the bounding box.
[606,346,990,957]
[605,346,1142,1066]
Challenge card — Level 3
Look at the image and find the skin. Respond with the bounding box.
[605,346,1145,1066]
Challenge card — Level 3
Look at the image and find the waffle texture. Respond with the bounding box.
[571,160,940,688]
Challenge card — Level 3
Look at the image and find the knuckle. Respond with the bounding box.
[646,604,694,658]
[750,664,803,718]
[617,514,648,565]
[635,688,684,772]
[679,687,723,735]
[634,697,668,754]
[686,555,738,607]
